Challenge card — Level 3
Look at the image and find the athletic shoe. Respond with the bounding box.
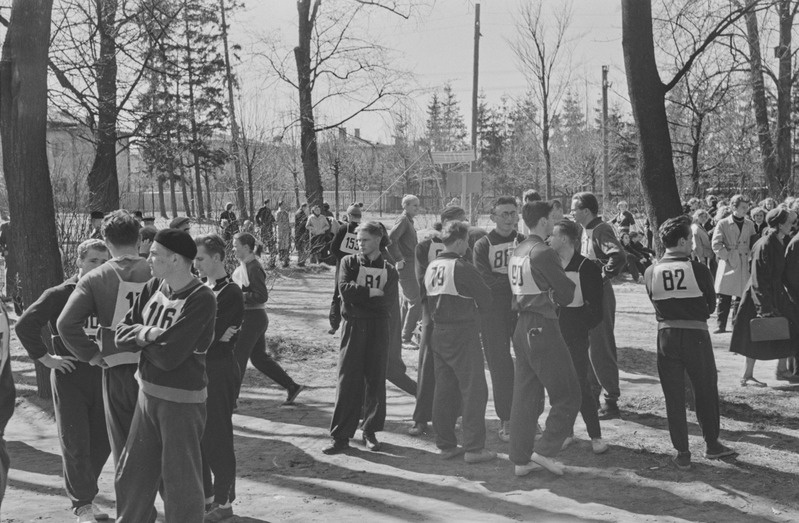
[530,452,565,475]
[408,422,427,436]
[92,504,109,520]
[598,401,621,420]
[514,461,543,476]
[464,448,497,464]
[672,451,691,470]
[204,503,233,522]
[561,436,574,450]
[322,438,350,455]
[438,446,465,460]
[362,432,382,452]
[592,438,609,454]
[498,420,511,442]
[705,443,737,460]
[283,384,305,405]
[75,505,94,523]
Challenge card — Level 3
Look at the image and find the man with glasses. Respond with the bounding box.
[473,196,522,442]
[570,192,626,420]
[711,194,756,333]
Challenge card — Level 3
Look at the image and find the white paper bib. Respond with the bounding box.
[487,241,515,274]
[508,255,542,296]
[340,232,359,255]
[425,258,461,297]
[650,261,703,301]
[356,263,388,290]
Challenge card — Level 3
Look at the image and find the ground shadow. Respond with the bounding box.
[6,441,62,476]
[617,345,658,376]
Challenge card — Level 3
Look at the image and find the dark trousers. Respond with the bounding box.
[479,307,516,422]
[0,360,14,509]
[561,326,602,439]
[103,364,139,465]
[657,328,720,453]
[413,307,435,424]
[329,274,342,331]
[716,294,740,330]
[116,391,206,523]
[431,323,488,452]
[295,234,309,265]
[52,363,110,509]
[330,317,388,439]
[386,290,417,396]
[235,309,295,397]
[624,253,641,280]
[398,264,421,342]
[510,313,580,463]
[202,354,239,505]
[588,281,620,403]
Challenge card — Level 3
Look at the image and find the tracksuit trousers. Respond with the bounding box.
[588,281,621,403]
[398,264,421,342]
[413,306,435,424]
[103,364,139,465]
[657,328,720,453]
[561,327,602,439]
[479,307,516,422]
[510,313,580,463]
[202,353,240,505]
[52,363,110,510]
[386,291,417,396]
[330,317,389,439]
[431,322,488,453]
[235,309,296,398]
[116,391,206,523]
[716,294,740,331]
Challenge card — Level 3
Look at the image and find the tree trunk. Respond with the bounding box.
[246,165,255,219]
[775,0,793,196]
[158,175,167,217]
[745,7,780,196]
[203,167,212,218]
[184,10,205,219]
[689,112,704,197]
[621,0,682,252]
[294,0,324,207]
[219,0,248,219]
[0,0,62,399]
[292,169,301,207]
[87,0,120,212]
[542,86,552,200]
[169,177,178,218]
[180,176,192,216]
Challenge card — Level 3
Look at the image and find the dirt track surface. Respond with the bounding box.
[3,267,799,522]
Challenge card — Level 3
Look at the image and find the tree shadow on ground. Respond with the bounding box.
[617,346,658,376]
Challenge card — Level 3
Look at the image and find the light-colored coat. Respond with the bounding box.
[711,215,756,297]
[691,223,714,261]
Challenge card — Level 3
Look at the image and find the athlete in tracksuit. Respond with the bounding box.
[329,205,362,333]
[194,234,244,521]
[550,220,607,454]
[16,240,111,520]
[425,221,495,463]
[644,216,736,470]
[114,229,216,523]
[58,211,152,469]
[473,196,522,441]
[323,221,399,455]
[509,201,580,477]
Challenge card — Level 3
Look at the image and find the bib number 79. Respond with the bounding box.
[430,266,445,287]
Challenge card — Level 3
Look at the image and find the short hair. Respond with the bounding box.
[225,202,234,210]
[552,220,580,244]
[440,206,466,222]
[617,200,628,209]
[441,220,469,246]
[194,233,226,261]
[140,225,157,244]
[572,192,599,216]
[102,210,141,246]
[234,232,262,256]
[549,199,562,210]
[134,210,143,219]
[659,215,692,248]
[77,238,108,260]
[523,189,541,203]
[706,195,718,205]
[264,199,270,205]
[357,221,384,238]
[730,194,747,208]
[492,196,517,212]
[402,194,419,207]
[749,206,765,218]
[692,209,707,222]
[522,201,553,229]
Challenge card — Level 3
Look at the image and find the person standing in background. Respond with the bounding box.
[275,202,291,268]
[388,195,421,348]
[255,200,277,268]
[294,204,310,267]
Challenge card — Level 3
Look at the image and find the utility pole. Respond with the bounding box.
[469,2,480,221]
[601,65,609,216]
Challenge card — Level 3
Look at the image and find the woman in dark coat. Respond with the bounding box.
[730,208,799,387]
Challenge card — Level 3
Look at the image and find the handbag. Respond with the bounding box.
[750,316,790,342]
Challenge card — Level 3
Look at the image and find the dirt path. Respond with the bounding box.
[3,268,799,522]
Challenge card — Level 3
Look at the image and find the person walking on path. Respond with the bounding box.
[644,215,736,470]
[231,233,304,405]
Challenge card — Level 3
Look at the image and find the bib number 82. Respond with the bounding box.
[662,268,687,291]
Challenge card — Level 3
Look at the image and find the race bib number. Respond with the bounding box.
[356,264,388,291]
[84,315,100,340]
[341,232,359,255]
[650,261,702,301]
[142,290,188,330]
[508,255,542,296]
[112,281,147,328]
[488,242,514,274]
[425,258,460,297]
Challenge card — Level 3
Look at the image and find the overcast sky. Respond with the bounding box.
[230,0,628,144]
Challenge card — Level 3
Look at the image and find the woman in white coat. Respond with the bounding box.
[711,195,757,333]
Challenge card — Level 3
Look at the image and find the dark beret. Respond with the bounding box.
[154,229,196,260]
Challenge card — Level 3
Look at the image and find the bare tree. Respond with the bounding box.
[510,0,574,200]
[258,0,413,208]
[0,0,64,398]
